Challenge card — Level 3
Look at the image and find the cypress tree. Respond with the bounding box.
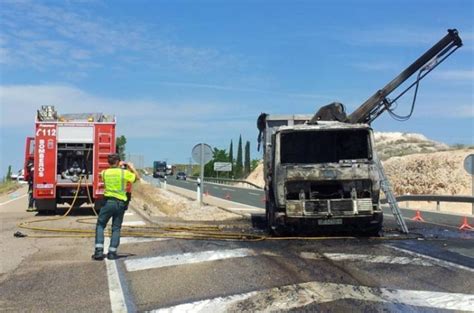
[244,141,251,176]
[228,140,233,178]
[235,135,243,178]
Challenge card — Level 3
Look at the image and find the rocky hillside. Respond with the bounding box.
[373,132,449,161]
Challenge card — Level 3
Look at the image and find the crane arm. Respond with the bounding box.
[347,29,462,124]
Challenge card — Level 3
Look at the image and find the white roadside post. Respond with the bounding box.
[196,177,201,203]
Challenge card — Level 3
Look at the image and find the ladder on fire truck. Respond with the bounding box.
[374,154,409,234]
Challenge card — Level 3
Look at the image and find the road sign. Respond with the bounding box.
[214,162,232,172]
[192,143,213,164]
[464,154,474,215]
[464,154,474,175]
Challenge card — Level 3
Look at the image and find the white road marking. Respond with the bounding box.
[248,192,260,196]
[0,194,28,206]
[125,248,255,272]
[124,212,134,216]
[104,237,169,248]
[228,207,264,211]
[151,281,474,312]
[386,245,474,273]
[105,259,128,313]
[221,187,234,191]
[122,221,146,226]
[300,252,433,266]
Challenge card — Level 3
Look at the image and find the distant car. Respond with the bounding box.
[176,172,187,180]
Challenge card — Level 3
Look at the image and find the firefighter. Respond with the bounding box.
[26,162,35,212]
[92,153,140,261]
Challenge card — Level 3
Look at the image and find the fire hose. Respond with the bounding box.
[16,177,420,241]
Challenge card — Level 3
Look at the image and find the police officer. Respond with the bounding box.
[92,153,140,261]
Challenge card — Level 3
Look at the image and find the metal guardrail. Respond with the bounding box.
[382,194,474,214]
[189,176,263,190]
[382,194,474,204]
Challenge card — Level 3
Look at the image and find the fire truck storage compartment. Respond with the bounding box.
[57,143,93,184]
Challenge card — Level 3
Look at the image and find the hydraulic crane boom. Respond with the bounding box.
[312,29,462,124]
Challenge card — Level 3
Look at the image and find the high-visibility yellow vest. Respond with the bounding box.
[101,168,136,201]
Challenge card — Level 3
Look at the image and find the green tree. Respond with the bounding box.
[204,148,229,177]
[228,140,233,178]
[235,135,243,178]
[251,159,261,172]
[116,135,127,161]
[244,141,251,176]
[6,165,12,181]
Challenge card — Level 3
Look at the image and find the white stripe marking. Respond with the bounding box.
[248,192,260,196]
[0,194,28,206]
[386,245,474,273]
[221,187,233,191]
[151,281,474,312]
[105,259,128,313]
[122,221,146,226]
[300,252,433,266]
[125,248,254,272]
[124,212,134,216]
[104,237,168,248]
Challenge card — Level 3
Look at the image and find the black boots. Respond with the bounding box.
[91,249,104,261]
[107,252,118,260]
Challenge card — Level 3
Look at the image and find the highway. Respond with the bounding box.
[1,182,473,312]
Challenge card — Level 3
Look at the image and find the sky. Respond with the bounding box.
[0,0,473,176]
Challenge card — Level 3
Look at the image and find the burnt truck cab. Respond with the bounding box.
[258,114,383,235]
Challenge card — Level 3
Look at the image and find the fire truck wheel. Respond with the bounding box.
[35,199,57,214]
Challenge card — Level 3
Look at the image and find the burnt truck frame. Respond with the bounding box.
[257,29,462,235]
[259,115,382,235]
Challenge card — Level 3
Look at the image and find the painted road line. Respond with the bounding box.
[104,237,169,248]
[151,281,474,312]
[122,221,146,226]
[124,212,134,216]
[221,187,234,191]
[228,207,264,211]
[105,259,128,313]
[0,193,28,206]
[300,252,433,266]
[248,192,261,196]
[386,245,474,273]
[125,248,255,272]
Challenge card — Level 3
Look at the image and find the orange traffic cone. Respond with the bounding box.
[204,190,209,196]
[411,210,424,222]
[459,217,473,231]
[224,193,231,200]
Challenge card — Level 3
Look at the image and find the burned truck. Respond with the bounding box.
[258,29,462,235]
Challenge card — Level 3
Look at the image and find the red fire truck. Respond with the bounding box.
[24,106,116,213]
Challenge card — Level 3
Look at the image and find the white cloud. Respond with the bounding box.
[432,70,474,81]
[0,1,241,73]
[0,84,254,139]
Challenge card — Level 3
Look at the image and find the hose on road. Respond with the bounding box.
[16,177,421,241]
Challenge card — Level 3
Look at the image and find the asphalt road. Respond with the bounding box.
[1,183,473,312]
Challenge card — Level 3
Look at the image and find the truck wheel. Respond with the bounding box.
[265,201,288,236]
[35,199,57,214]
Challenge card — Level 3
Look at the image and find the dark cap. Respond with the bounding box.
[107,153,121,165]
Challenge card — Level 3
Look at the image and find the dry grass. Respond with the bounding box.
[0,180,21,196]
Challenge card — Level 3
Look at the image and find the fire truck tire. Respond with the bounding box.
[35,199,57,214]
